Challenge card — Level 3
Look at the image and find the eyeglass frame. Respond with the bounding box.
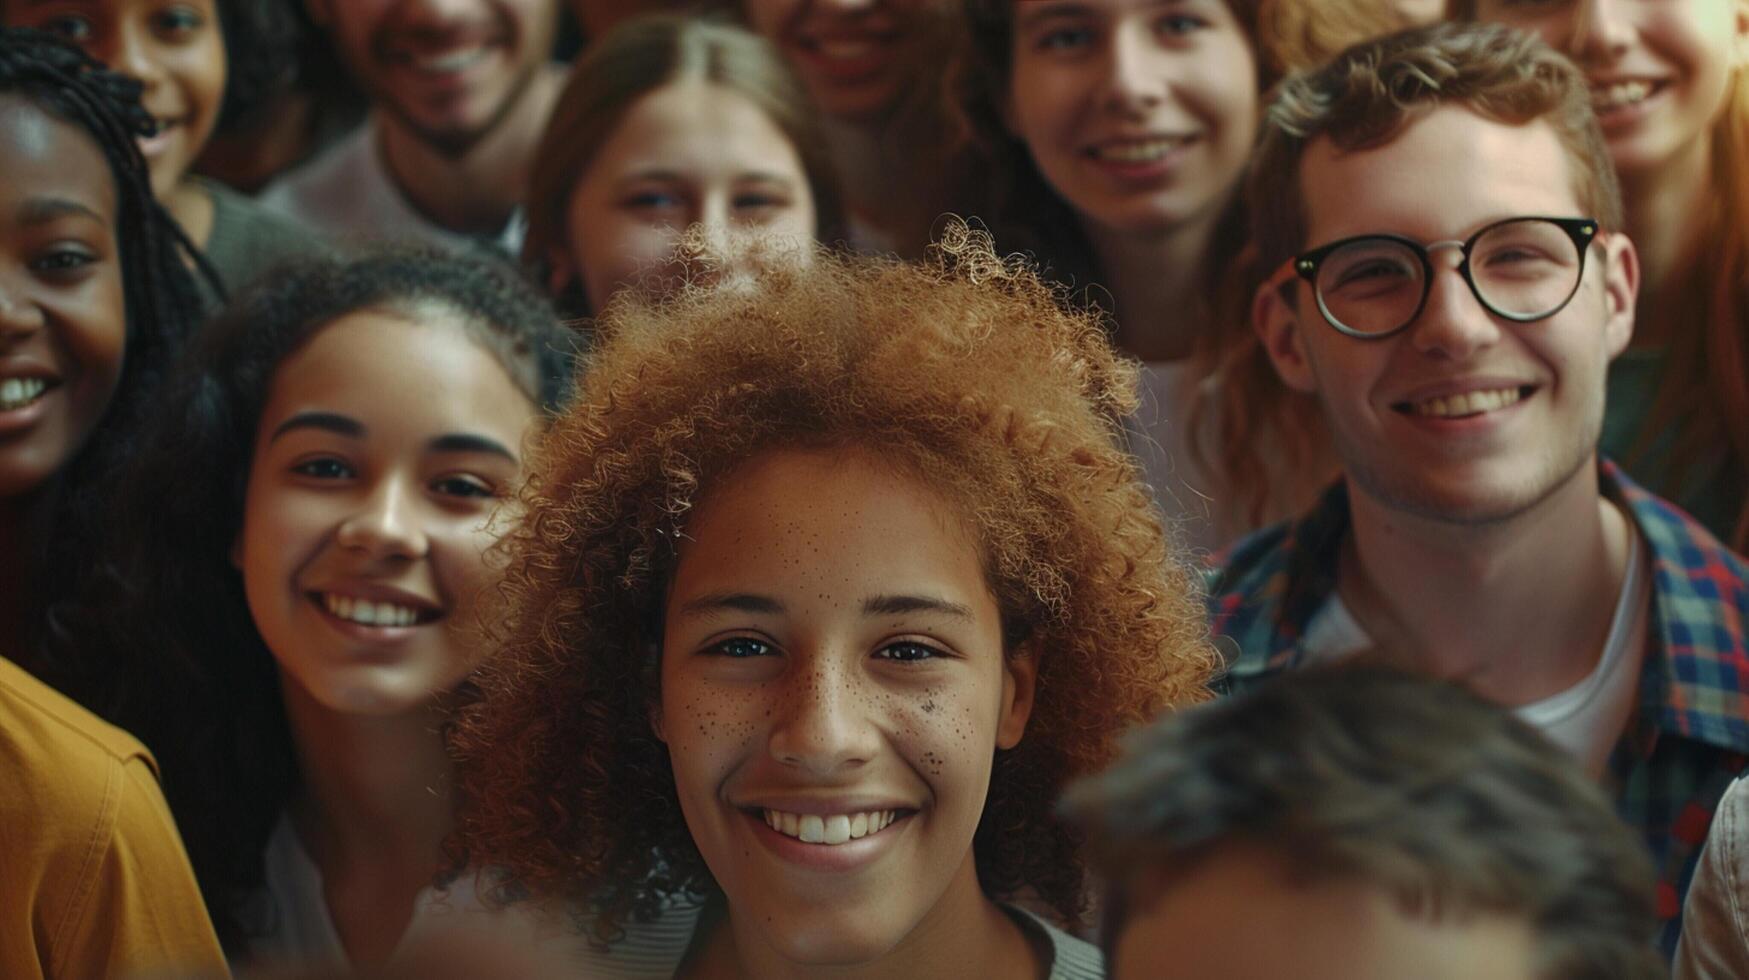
[1263,215,1603,340]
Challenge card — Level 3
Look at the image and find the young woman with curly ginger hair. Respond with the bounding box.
[447,225,1217,978]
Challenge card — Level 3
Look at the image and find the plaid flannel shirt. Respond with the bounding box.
[1207,460,1749,953]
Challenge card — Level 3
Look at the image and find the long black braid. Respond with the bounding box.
[0,30,213,699]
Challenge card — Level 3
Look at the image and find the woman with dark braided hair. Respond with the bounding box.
[0,27,207,667]
[0,26,226,980]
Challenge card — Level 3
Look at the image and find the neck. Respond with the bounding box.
[824,116,936,258]
[376,66,563,237]
[691,854,1039,980]
[1338,460,1631,706]
[281,678,455,962]
[1084,210,1222,362]
[164,179,217,251]
[1619,141,1713,343]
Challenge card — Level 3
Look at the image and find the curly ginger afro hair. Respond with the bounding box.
[447,225,1219,941]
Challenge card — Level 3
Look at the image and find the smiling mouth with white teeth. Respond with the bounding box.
[317,592,439,628]
[1089,137,1194,164]
[0,377,48,411]
[762,808,903,845]
[1396,386,1530,420]
[1590,80,1661,111]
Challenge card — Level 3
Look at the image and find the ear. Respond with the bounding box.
[1599,230,1640,359]
[1253,279,1319,394]
[545,244,575,297]
[995,639,1039,750]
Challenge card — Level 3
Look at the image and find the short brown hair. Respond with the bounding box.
[520,15,844,312]
[1062,664,1665,979]
[448,225,1219,942]
[1248,21,1623,278]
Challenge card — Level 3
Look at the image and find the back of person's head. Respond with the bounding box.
[1248,21,1622,279]
[522,14,842,313]
[64,245,572,950]
[449,223,1218,944]
[1063,664,1665,980]
[0,28,205,645]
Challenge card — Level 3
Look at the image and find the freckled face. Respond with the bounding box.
[659,448,1034,967]
[237,311,537,716]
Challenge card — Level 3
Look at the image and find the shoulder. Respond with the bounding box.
[256,124,375,218]
[197,178,334,294]
[1005,905,1105,980]
[1675,776,1749,979]
[0,654,152,781]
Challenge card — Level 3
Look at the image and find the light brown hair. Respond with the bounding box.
[1063,664,1665,980]
[520,14,844,314]
[447,225,1219,942]
[1200,21,1624,526]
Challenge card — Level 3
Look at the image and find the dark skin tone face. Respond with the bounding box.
[0,93,127,632]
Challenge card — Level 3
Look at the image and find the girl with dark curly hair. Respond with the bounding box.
[448,226,1218,978]
[57,246,574,962]
[2,0,328,302]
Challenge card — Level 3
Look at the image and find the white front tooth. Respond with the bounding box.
[362,602,385,625]
[799,814,826,843]
[850,812,869,839]
[823,814,851,845]
[781,812,799,838]
[1,379,19,403]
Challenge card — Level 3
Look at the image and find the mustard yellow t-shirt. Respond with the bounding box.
[0,655,228,979]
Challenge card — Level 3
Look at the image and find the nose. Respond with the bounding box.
[105,19,167,94]
[1406,249,1503,361]
[1102,21,1166,116]
[335,475,429,560]
[0,276,44,344]
[767,651,881,776]
[1571,0,1635,64]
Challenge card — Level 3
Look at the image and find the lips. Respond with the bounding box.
[1086,135,1197,164]
[1391,385,1535,420]
[1589,78,1666,114]
[308,585,444,632]
[136,117,183,159]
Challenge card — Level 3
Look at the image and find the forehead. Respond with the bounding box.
[670,448,991,603]
[590,80,803,178]
[0,95,115,214]
[261,310,534,438]
[1300,105,1581,244]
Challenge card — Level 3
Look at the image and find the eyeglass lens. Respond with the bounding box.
[1314,218,1585,336]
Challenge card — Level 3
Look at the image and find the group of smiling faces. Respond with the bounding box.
[1,0,1747,977]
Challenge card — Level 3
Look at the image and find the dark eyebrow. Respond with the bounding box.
[268,411,364,443]
[676,592,786,617]
[20,197,106,226]
[1015,1,1092,28]
[862,595,973,619]
[428,433,517,462]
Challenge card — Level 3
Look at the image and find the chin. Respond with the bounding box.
[755,907,908,966]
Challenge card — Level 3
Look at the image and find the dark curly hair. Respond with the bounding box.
[0,28,209,655]
[448,224,1220,944]
[55,245,575,951]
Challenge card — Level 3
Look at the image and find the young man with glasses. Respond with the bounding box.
[1209,21,1749,952]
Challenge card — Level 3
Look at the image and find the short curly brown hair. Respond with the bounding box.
[447,225,1219,943]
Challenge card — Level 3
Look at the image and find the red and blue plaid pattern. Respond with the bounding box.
[1206,460,1749,954]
